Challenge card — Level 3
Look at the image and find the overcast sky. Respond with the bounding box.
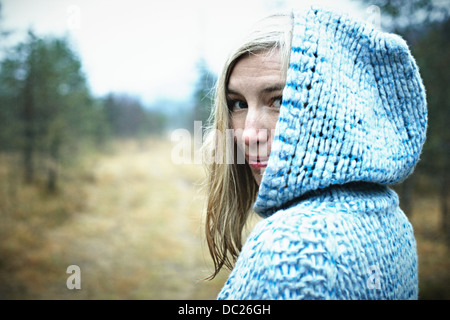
[1,0,367,105]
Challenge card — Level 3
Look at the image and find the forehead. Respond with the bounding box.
[227,50,283,93]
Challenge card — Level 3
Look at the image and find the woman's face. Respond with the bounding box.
[227,50,284,185]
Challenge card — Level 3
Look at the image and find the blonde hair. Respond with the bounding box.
[203,13,294,279]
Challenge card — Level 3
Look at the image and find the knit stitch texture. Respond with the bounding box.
[218,7,427,300]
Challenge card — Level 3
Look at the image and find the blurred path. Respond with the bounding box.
[0,139,228,299]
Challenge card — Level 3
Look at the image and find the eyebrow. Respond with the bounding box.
[227,84,285,96]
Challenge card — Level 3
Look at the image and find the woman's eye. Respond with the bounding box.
[229,100,248,110]
[272,97,282,108]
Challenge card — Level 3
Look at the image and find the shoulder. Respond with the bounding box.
[218,205,333,300]
[249,204,334,268]
[249,205,323,249]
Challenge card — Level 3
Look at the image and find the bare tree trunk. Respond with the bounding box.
[47,134,60,193]
[23,75,35,184]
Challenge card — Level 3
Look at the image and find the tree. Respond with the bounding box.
[192,59,217,132]
[413,18,450,242]
[0,31,106,192]
[358,0,448,39]
[102,92,167,137]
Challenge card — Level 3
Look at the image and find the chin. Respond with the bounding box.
[251,169,265,186]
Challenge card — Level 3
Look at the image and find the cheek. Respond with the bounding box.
[268,112,279,132]
[230,114,245,145]
[266,111,280,143]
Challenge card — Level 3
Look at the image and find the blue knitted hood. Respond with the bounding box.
[254,8,427,217]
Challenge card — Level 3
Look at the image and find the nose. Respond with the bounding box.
[242,108,269,147]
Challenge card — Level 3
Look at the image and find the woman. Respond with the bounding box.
[203,7,427,299]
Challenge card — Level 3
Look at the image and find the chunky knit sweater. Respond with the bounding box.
[218,7,427,300]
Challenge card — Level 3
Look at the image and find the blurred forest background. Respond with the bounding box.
[0,0,448,299]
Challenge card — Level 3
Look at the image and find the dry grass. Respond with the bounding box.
[0,137,448,299]
[0,138,229,299]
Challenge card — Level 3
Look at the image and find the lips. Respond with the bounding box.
[249,162,268,169]
[246,156,269,169]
